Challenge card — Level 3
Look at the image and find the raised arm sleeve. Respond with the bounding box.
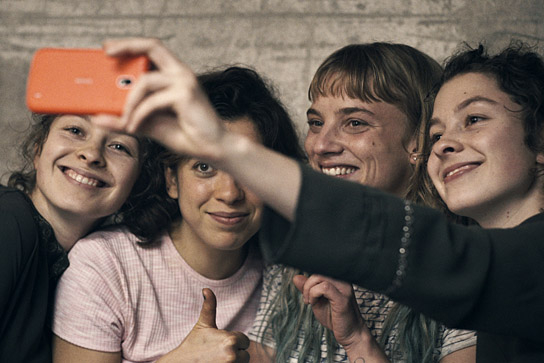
[259,164,544,341]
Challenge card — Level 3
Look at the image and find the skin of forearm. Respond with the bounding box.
[213,132,301,222]
[344,332,390,363]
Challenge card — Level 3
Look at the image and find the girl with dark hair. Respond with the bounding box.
[0,112,160,363]
[52,66,305,363]
[93,38,544,362]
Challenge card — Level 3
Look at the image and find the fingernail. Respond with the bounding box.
[202,291,206,300]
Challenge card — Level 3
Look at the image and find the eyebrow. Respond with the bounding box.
[429,95,499,128]
[306,106,375,118]
[455,95,498,112]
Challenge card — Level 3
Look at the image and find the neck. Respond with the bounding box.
[471,190,544,229]
[30,193,99,251]
[169,221,249,280]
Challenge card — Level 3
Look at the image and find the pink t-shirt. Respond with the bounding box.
[52,227,263,363]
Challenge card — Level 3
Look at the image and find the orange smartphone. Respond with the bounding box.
[26,48,149,115]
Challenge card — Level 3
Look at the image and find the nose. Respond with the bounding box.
[214,172,245,204]
[77,140,106,167]
[432,130,464,157]
[305,124,343,156]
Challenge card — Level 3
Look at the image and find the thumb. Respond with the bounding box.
[292,274,308,293]
[197,288,218,329]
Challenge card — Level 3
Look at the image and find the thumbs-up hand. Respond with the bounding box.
[157,288,250,363]
[195,287,219,329]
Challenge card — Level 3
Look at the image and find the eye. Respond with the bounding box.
[64,126,83,136]
[110,143,132,155]
[467,115,485,125]
[307,119,323,131]
[429,133,442,145]
[344,119,369,134]
[193,161,217,176]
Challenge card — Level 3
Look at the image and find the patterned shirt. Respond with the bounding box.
[249,264,476,362]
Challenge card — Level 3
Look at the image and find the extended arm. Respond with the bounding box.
[95,38,301,221]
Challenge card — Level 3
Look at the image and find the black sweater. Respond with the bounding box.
[0,186,68,363]
[259,165,544,362]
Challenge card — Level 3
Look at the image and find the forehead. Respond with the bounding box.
[177,116,262,169]
[223,116,262,143]
[433,73,511,114]
[309,94,408,124]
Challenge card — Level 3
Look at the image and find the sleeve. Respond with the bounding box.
[52,236,128,352]
[247,263,280,349]
[438,328,476,359]
[259,164,544,341]
[0,210,33,314]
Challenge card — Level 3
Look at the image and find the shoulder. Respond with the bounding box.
[72,226,140,253]
[68,227,170,273]
[0,186,40,253]
[439,328,477,357]
[0,186,35,223]
[68,227,142,267]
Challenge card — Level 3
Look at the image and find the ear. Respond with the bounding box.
[407,137,418,166]
[164,166,179,199]
[537,152,544,165]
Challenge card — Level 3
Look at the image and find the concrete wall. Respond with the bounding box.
[1,0,543,181]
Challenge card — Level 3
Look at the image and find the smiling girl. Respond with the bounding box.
[0,113,160,362]
[51,66,305,363]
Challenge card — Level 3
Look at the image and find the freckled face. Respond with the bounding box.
[304,94,415,196]
[427,73,543,226]
[31,114,141,225]
[166,117,263,252]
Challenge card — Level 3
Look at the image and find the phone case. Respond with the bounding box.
[26,48,149,115]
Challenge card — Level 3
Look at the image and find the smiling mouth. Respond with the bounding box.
[443,163,480,182]
[321,166,357,177]
[63,168,105,187]
[208,212,249,225]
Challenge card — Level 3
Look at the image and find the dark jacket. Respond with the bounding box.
[0,186,68,363]
[259,165,544,363]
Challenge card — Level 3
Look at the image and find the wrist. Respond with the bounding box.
[344,330,389,363]
[212,131,253,170]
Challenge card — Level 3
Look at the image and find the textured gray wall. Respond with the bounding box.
[1,0,543,182]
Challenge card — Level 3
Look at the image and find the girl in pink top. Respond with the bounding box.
[52,66,305,362]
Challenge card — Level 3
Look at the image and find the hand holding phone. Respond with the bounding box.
[26,48,149,115]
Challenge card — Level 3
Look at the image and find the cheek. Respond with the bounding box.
[304,135,317,157]
[178,181,213,212]
[426,156,441,186]
[119,163,141,191]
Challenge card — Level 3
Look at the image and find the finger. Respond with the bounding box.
[292,274,308,293]
[103,37,183,73]
[236,349,250,363]
[306,280,343,306]
[197,288,218,329]
[124,90,181,134]
[121,71,170,125]
[301,275,326,304]
[234,331,250,350]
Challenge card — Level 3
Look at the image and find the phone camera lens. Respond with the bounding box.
[117,76,134,89]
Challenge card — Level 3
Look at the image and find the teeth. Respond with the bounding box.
[321,167,356,176]
[445,165,473,179]
[66,169,100,187]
